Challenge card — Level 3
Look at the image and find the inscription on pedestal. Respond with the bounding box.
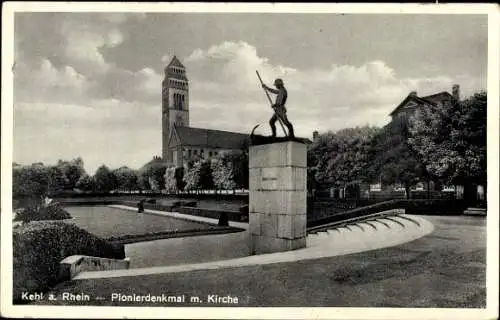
[261,168,278,190]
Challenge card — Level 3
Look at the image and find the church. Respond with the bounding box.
[162,56,251,168]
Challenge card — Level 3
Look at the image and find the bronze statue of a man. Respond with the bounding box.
[262,78,295,138]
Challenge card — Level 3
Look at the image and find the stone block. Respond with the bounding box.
[249,234,306,255]
[260,167,279,190]
[249,141,307,169]
[59,255,130,281]
[250,167,307,192]
[249,212,261,236]
[249,190,307,215]
[249,168,262,191]
[260,213,278,238]
[277,214,307,239]
[279,167,306,191]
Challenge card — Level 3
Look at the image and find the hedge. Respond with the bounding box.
[402,199,468,215]
[13,221,125,303]
[14,202,71,223]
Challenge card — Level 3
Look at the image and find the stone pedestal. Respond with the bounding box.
[248,141,307,254]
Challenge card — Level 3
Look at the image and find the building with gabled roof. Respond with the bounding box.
[389,84,460,119]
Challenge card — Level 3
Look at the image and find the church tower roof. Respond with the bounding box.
[167,55,185,68]
[165,55,188,81]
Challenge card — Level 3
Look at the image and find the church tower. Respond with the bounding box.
[162,56,190,163]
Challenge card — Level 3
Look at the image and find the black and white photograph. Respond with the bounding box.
[1,3,498,319]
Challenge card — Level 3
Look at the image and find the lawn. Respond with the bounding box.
[63,206,215,239]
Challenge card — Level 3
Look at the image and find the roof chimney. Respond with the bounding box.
[313,131,319,140]
[409,91,417,97]
[452,84,460,101]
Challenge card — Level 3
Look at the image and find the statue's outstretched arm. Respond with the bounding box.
[263,85,279,94]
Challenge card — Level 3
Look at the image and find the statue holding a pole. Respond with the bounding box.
[256,71,295,139]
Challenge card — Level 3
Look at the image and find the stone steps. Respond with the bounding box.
[306,215,419,248]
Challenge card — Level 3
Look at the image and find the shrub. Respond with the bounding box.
[14,202,71,223]
[13,221,124,303]
[402,199,467,215]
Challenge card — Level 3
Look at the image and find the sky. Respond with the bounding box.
[12,11,488,174]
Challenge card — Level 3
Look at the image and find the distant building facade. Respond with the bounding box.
[389,84,460,121]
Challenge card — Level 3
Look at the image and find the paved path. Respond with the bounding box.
[76,214,433,278]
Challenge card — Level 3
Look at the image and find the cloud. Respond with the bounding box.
[186,41,297,89]
[84,66,162,104]
[59,19,120,75]
[14,58,89,103]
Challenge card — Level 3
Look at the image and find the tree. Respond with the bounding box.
[408,91,487,201]
[217,151,249,189]
[365,118,425,198]
[46,165,68,195]
[137,171,151,192]
[113,166,139,192]
[56,157,86,190]
[75,174,95,192]
[183,161,202,191]
[93,165,117,193]
[199,160,214,190]
[164,167,177,193]
[12,163,50,207]
[139,157,168,191]
[309,126,381,186]
[174,167,185,191]
[211,157,237,190]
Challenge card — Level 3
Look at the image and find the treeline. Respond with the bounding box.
[13,151,249,202]
[309,91,487,198]
[12,156,170,200]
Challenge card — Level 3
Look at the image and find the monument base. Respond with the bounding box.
[248,141,307,255]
